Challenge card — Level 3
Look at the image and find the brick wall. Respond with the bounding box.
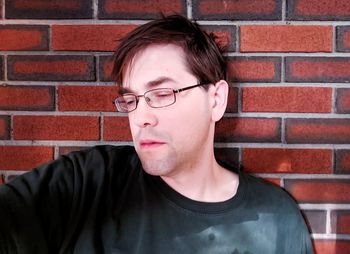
[0,0,350,252]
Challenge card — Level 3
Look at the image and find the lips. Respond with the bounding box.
[139,139,166,149]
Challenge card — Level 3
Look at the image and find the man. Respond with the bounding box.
[0,15,313,253]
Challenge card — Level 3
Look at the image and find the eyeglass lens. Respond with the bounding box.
[116,88,176,112]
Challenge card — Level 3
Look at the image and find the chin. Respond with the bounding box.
[141,160,171,176]
[140,156,177,176]
[137,147,177,175]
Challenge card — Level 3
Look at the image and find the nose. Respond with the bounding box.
[129,96,158,128]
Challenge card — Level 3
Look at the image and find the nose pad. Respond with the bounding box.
[145,96,151,105]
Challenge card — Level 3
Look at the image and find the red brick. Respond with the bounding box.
[52,25,136,52]
[335,150,350,174]
[99,55,115,82]
[103,116,132,141]
[286,118,350,144]
[13,116,99,141]
[336,26,350,52]
[0,56,3,80]
[193,0,281,20]
[99,0,186,19]
[101,55,241,84]
[0,116,10,140]
[241,25,332,52]
[284,179,350,203]
[7,55,95,81]
[313,240,350,254]
[226,87,238,113]
[0,25,48,51]
[5,0,92,19]
[101,55,242,84]
[242,87,332,113]
[242,148,332,174]
[336,88,350,113]
[214,147,239,170]
[331,210,350,234]
[58,146,87,156]
[302,210,327,234]
[287,0,350,21]
[0,146,53,170]
[286,57,350,82]
[203,25,236,51]
[227,57,280,82]
[58,85,119,112]
[0,85,54,111]
[215,117,281,143]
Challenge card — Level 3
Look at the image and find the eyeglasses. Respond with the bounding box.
[114,83,210,113]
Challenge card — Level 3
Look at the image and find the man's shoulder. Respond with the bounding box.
[57,145,140,179]
[6,145,139,190]
[61,145,138,167]
[64,145,136,159]
[241,172,300,214]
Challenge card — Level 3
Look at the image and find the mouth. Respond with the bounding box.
[139,139,166,149]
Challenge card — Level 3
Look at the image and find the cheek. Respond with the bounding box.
[165,107,211,140]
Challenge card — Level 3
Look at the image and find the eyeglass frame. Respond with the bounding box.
[113,83,211,113]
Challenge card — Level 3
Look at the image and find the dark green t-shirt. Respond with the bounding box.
[0,145,314,254]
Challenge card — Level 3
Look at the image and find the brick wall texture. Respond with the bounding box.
[0,0,350,252]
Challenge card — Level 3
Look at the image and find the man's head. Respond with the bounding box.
[113,15,229,177]
[113,14,227,86]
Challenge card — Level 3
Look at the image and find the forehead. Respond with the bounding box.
[123,44,196,91]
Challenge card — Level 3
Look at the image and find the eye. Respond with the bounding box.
[125,98,135,104]
[153,90,173,98]
[118,95,136,106]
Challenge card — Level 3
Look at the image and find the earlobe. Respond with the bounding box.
[211,80,229,122]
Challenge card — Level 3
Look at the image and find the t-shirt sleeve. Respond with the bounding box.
[246,174,315,254]
[0,154,77,253]
[288,209,315,254]
[277,193,315,254]
[0,145,136,254]
[298,212,315,254]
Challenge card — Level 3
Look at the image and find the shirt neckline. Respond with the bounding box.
[147,167,246,215]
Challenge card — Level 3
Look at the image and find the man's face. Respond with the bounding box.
[123,44,216,177]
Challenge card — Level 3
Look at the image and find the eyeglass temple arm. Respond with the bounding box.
[173,83,209,93]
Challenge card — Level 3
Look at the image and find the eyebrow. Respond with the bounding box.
[120,76,176,94]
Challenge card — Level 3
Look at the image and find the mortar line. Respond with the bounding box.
[93,0,99,20]
[326,209,332,234]
[333,24,337,53]
[281,0,286,21]
[1,0,5,20]
[186,0,192,20]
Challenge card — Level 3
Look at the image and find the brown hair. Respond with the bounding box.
[112,15,227,86]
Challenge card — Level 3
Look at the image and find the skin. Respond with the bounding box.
[123,44,239,202]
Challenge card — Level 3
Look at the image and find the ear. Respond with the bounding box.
[210,80,229,122]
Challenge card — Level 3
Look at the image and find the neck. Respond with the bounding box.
[160,151,239,203]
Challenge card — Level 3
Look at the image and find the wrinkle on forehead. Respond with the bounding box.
[119,76,176,95]
[122,44,192,89]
